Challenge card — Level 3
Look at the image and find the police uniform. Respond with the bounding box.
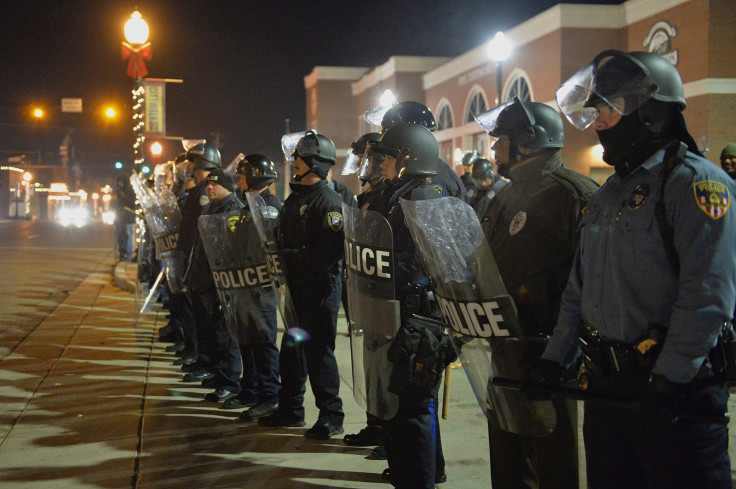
[437,158,466,201]
[382,176,449,489]
[275,179,345,428]
[173,178,208,365]
[482,150,597,489]
[543,147,736,489]
[235,188,281,408]
[186,191,244,393]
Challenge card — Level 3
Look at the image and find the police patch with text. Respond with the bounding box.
[327,211,343,231]
[693,180,730,219]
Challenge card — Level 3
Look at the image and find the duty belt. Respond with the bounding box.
[577,324,663,389]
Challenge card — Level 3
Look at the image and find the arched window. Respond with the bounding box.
[503,72,533,102]
[465,90,488,124]
[437,103,453,131]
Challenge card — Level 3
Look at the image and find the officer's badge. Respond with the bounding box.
[627,183,649,210]
[693,180,730,219]
[432,184,446,196]
[227,215,239,232]
[299,205,308,216]
[199,195,210,206]
[509,211,527,236]
[327,211,343,231]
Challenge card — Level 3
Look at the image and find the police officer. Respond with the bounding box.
[719,143,736,180]
[186,167,244,402]
[475,97,597,489]
[468,157,507,219]
[341,132,389,451]
[258,130,346,440]
[460,149,482,200]
[381,101,466,201]
[528,50,736,489]
[226,154,282,421]
[371,121,455,488]
[176,143,221,383]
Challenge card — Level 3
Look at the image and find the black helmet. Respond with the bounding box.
[381,101,437,133]
[187,143,221,171]
[371,122,438,178]
[343,132,381,176]
[236,154,277,190]
[292,130,336,176]
[461,150,482,167]
[557,50,685,130]
[471,158,496,187]
[475,97,564,149]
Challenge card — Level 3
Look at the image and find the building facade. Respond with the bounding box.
[304,0,735,190]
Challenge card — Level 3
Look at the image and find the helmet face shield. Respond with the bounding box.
[341,147,362,176]
[474,99,516,134]
[556,51,659,130]
[357,144,385,182]
[281,132,305,163]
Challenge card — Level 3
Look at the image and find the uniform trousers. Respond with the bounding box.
[173,292,196,356]
[487,396,578,489]
[384,394,442,489]
[277,280,344,426]
[191,290,242,392]
[584,370,730,489]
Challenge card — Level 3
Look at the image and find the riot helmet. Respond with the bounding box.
[187,142,221,171]
[461,150,482,168]
[471,158,497,188]
[342,132,381,176]
[475,97,564,149]
[381,101,437,133]
[236,153,278,190]
[357,142,386,184]
[291,130,336,179]
[370,121,438,179]
[556,50,685,131]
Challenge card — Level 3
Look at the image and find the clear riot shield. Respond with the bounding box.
[198,210,277,344]
[134,221,159,318]
[401,196,556,437]
[244,192,298,332]
[343,204,400,420]
[130,174,185,293]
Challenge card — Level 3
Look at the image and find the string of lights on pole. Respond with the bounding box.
[121,10,151,174]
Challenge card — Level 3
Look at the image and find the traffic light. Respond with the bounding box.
[140,165,151,174]
[114,161,124,170]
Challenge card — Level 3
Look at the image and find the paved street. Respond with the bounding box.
[1,236,736,487]
[0,256,492,488]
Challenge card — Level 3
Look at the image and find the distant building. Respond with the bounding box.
[303,0,735,190]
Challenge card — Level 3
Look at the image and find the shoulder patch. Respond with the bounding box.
[327,211,343,232]
[263,206,279,220]
[432,184,446,196]
[693,180,730,219]
[199,195,210,207]
[227,215,239,232]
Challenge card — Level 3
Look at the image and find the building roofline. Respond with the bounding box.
[423,0,691,90]
[304,66,369,89]
[350,56,450,95]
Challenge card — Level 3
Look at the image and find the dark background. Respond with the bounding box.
[0,0,623,190]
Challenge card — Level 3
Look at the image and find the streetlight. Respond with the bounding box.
[122,10,151,174]
[33,108,44,119]
[488,32,512,105]
[105,107,117,119]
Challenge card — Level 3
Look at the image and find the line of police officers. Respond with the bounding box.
[147,48,734,489]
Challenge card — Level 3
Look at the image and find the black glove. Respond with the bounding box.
[521,359,565,401]
[639,373,686,424]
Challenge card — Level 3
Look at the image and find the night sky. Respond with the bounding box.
[0,0,624,189]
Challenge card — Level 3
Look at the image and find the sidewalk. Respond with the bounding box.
[0,261,492,488]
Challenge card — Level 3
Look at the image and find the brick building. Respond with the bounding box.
[303,0,735,190]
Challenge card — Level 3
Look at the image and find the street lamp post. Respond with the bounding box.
[488,32,512,105]
[122,10,151,174]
